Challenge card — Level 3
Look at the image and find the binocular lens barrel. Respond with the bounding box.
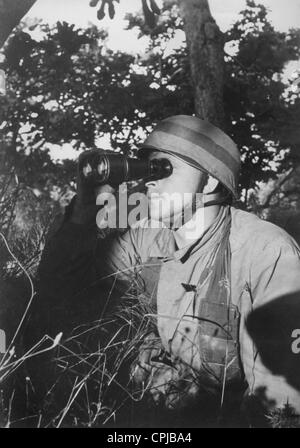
[81,152,173,186]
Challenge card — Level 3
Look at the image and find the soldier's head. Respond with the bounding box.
[138,115,241,223]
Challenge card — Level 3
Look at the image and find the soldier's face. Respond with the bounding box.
[145,151,207,224]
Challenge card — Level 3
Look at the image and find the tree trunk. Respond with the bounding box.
[177,0,225,128]
[0,0,36,48]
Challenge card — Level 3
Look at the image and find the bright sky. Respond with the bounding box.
[26,0,300,52]
[23,0,300,160]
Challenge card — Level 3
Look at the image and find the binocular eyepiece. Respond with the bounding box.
[80,150,173,187]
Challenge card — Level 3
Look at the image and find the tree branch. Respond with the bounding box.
[0,0,36,48]
[177,0,225,128]
[259,168,296,210]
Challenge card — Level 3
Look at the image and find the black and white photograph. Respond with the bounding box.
[0,0,300,430]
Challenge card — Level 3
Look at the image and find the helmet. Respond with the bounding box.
[138,115,241,198]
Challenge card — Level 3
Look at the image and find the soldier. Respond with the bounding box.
[38,115,300,424]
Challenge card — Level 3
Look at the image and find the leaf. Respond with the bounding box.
[89,0,99,7]
[97,1,106,20]
[108,0,115,19]
[52,332,63,348]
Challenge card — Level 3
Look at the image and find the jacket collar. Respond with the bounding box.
[148,205,230,262]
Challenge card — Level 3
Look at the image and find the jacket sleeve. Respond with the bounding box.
[38,201,100,303]
[100,226,142,292]
[38,197,142,318]
[36,198,139,335]
[241,233,300,417]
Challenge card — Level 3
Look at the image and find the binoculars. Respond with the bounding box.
[80,150,173,187]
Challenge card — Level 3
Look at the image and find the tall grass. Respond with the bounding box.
[38,293,157,428]
[0,175,162,427]
[0,200,158,427]
[1,179,300,428]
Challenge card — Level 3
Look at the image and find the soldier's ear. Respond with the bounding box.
[202,175,219,194]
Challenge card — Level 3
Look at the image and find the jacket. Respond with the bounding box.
[38,203,300,412]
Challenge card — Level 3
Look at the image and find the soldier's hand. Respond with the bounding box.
[71,149,115,225]
[130,332,200,411]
